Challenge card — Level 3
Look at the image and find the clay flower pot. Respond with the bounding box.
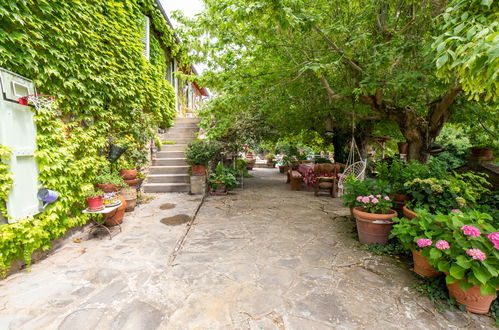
[389,193,410,205]
[412,250,439,277]
[87,196,103,211]
[353,207,397,246]
[97,183,117,193]
[119,169,137,180]
[446,282,496,314]
[210,183,227,196]
[402,205,418,220]
[191,164,206,176]
[119,188,137,212]
[124,178,139,186]
[104,196,126,227]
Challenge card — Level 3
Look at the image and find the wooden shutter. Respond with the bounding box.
[0,68,40,223]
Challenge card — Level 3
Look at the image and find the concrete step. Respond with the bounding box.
[167,126,199,132]
[143,183,190,193]
[161,138,196,144]
[157,151,185,158]
[174,118,200,124]
[164,132,197,139]
[153,158,187,166]
[147,174,189,184]
[160,144,187,151]
[149,166,189,174]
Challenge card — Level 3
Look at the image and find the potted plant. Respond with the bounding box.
[391,210,442,277]
[352,194,397,246]
[118,159,138,182]
[186,139,219,176]
[265,153,276,167]
[119,185,137,212]
[341,176,390,219]
[245,149,256,170]
[421,210,498,314]
[95,169,126,193]
[82,185,104,211]
[208,162,238,195]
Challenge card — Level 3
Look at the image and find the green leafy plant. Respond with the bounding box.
[362,240,410,257]
[81,185,104,199]
[208,162,238,190]
[411,276,458,312]
[185,139,220,166]
[414,210,498,295]
[0,145,13,218]
[340,176,390,208]
[95,167,126,187]
[265,153,275,160]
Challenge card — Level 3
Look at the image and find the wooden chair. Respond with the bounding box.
[313,163,342,197]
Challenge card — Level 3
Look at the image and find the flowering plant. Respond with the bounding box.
[414,210,498,295]
[356,194,393,214]
[340,176,390,208]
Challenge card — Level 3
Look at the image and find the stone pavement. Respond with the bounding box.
[0,169,494,329]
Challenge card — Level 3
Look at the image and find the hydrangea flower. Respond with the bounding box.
[450,209,462,213]
[466,249,486,261]
[456,197,466,208]
[376,194,381,198]
[368,195,374,198]
[356,196,363,202]
[372,198,379,204]
[416,238,432,248]
[361,196,370,203]
[384,196,390,201]
[461,225,481,238]
[488,232,499,249]
[435,240,450,250]
[431,184,443,193]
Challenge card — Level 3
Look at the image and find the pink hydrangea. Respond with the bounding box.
[376,194,381,198]
[416,238,432,248]
[356,196,363,202]
[451,209,462,213]
[368,195,374,199]
[488,232,499,249]
[466,249,486,261]
[435,240,450,250]
[372,198,379,204]
[384,196,390,201]
[461,225,481,238]
[361,196,370,203]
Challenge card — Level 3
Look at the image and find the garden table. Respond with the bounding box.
[82,202,122,240]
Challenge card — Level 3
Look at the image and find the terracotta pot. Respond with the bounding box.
[124,198,136,212]
[353,207,398,222]
[470,147,493,160]
[87,196,103,210]
[350,207,355,220]
[246,159,256,170]
[210,183,227,195]
[355,216,394,246]
[446,282,496,314]
[412,250,439,277]
[124,178,139,186]
[119,169,137,180]
[389,193,410,205]
[97,183,117,193]
[279,166,285,174]
[403,205,418,219]
[191,164,206,176]
[104,196,126,227]
[397,142,409,154]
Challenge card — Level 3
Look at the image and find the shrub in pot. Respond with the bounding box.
[186,139,220,176]
[208,162,238,195]
[95,167,126,193]
[82,185,104,211]
[420,210,498,314]
[341,175,390,219]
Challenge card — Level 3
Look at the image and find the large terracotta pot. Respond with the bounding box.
[119,169,137,180]
[353,207,398,222]
[412,250,439,277]
[104,196,126,226]
[97,183,117,193]
[191,164,206,176]
[355,217,394,246]
[403,205,418,219]
[120,188,137,212]
[389,193,410,205]
[446,282,496,314]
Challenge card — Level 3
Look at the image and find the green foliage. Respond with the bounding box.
[405,173,490,213]
[432,0,499,101]
[0,0,182,274]
[185,139,221,166]
[0,145,13,218]
[429,124,471,170]
[81,184,104,199]
[341,176,390,208]
[362,240,411,257]
[415,210,499,295]
[95,168,126,187]
[208,162,238,190]
[411,276,458,312]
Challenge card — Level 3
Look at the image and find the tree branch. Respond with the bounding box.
[319,75,342,101]
[428,85,462,132]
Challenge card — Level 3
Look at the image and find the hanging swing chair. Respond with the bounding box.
[337,102,367,197]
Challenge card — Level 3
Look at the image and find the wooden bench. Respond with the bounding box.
[289,170,303,190]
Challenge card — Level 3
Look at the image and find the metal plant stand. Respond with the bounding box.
[82,202,122,240]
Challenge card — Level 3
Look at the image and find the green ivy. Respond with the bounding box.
[0,145,13,219]
[0,0,184,275]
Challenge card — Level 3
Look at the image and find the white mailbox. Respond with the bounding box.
[0,67,40,223]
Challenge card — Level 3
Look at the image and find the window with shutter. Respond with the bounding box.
[142,16,150,61]
[0,68,40,223]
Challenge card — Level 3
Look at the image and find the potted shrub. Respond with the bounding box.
[95,169,125,193]
[265,153,276,167]
[186,139,219,176]
[341,176,390,219]
[352,194,397,246]
[391,210,442,277]
[208,162,238,195]
[82,185,104,211]
[422,210,498,314]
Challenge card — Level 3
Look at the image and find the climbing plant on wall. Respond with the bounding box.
[0,0,184,274]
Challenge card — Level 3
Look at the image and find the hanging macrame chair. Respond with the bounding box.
[337,101,367,197]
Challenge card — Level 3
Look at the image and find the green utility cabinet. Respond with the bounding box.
[0,68,40,223]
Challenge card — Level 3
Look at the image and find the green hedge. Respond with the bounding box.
[0,0,182,274]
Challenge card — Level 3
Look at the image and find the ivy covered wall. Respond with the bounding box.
[0,0,183,274]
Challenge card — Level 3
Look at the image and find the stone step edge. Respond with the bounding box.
[143,183,190,187]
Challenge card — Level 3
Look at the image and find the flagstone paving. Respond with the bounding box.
[0,169,494,329]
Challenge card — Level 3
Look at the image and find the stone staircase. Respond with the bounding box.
[143,117,200,193]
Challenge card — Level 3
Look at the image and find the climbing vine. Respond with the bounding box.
[0,0,184,274]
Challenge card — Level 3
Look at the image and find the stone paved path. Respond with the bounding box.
[0,169,493,329]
